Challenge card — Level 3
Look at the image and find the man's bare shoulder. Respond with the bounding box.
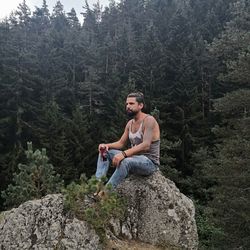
[125,119,133,129]
[144,115,158,127]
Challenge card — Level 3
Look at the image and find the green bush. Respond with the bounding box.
[63,175,126,242]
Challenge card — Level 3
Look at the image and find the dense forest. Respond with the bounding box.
[0,0,249,248]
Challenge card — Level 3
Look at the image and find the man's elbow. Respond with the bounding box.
[118,140,125,148]
[143,142,151,151]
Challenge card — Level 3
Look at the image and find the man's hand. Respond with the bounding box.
[112,153,125,167]
[98,144,109,153]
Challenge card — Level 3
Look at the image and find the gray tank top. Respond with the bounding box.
[129,116,160,165]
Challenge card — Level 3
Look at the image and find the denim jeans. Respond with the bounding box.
[95,149,158,189]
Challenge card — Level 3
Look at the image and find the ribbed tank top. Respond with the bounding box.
[129,116,160,165]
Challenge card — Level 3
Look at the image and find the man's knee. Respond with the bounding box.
[119,158,133,173]
[107,149,117,154]
[107,149,121,157]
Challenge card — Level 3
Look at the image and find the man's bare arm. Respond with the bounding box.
[98,122,130,151]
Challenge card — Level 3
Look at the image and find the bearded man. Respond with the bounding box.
[95,92,160,192]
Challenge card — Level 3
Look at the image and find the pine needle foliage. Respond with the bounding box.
[63,175,126,243]
[1,142,63,208]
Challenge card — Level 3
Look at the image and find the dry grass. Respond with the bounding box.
[105,239,178,250]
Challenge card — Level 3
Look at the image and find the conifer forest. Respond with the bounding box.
[0,0,249,248]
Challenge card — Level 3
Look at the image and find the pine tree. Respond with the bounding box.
[204,89,250,248]
[1,142,63,208]
[31,0,51,35]
[37,101,74,182]
[0,1,43,209]
[209,0,250,93]
[66,105,95,177]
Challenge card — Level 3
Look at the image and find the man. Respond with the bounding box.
[95,92,160,193]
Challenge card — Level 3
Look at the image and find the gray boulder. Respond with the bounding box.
[0,194,101,250]
[115,170,198,249]
[0,171,198,250]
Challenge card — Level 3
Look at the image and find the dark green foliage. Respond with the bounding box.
[202,90,250,248]
[63,175,126,242]
[195,203,225,249]
[1,142,63,208]
[0,0,249,248]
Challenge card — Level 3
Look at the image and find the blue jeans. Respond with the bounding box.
[95,149,158,189]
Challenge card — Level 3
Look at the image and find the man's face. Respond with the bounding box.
[126,97,143,118]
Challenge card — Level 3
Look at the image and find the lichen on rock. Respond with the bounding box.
[0,194,101,250]
[0,171,198,250]
[114,170,198,249]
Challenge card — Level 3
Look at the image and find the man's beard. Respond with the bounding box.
[126,109,138,118]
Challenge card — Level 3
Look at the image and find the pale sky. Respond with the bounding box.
[0,0,113,20]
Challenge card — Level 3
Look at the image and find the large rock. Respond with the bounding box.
[0,171,198,250]
[0,194,101,250]
[115,170,198,249]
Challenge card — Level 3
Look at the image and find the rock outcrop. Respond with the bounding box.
[0,171,198,249]
[0,194,101,250]
[115,170,198,249]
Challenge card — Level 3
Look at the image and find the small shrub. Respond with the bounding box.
[63,175,126,242]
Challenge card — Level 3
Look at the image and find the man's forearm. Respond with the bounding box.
[107,141,125,150]
[124,142,150,157]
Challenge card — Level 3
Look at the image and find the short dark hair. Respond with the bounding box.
[127,92,145,105]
